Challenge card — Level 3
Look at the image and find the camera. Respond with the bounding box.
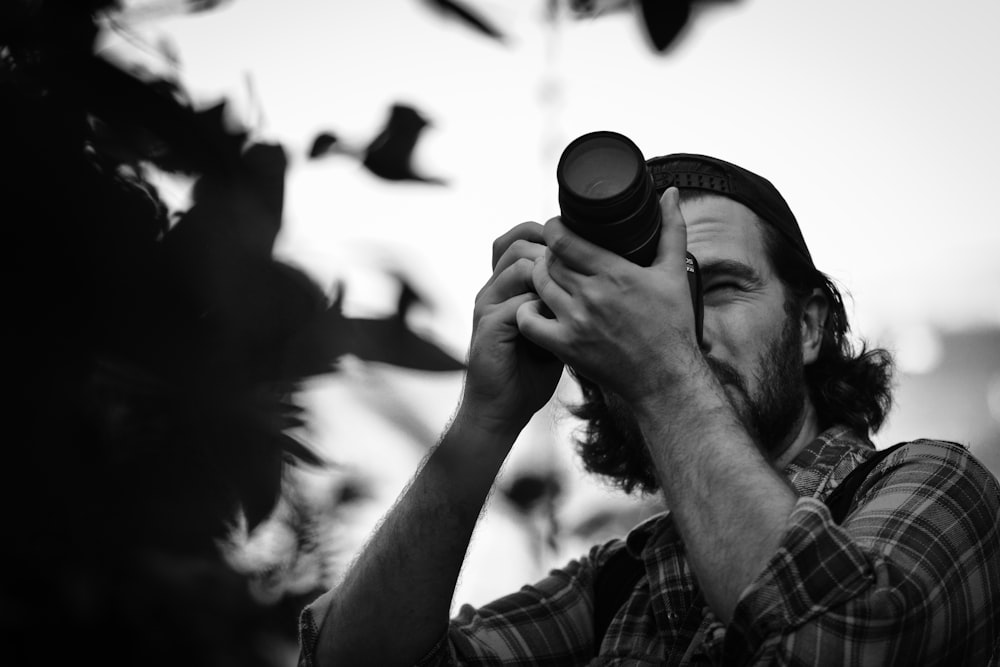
[556,130,703,343]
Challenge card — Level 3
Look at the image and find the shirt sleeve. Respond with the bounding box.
[297,543,613,667]
[722,440,1000,666]
[415,542,619,666]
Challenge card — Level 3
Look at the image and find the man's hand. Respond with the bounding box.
[516,187,699,404]
[459,222,564,439]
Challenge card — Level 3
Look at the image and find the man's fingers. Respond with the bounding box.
[491,239,545,283]
[516,298,563,351]
[532,255,576,319]
[478,257,536,307]
[653,187,687,268]
[492,221,545,270]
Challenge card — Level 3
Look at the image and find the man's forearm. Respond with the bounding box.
[313,412,516,666]
[635,361,798,624]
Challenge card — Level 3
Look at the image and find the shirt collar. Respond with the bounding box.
[624,425,875,556]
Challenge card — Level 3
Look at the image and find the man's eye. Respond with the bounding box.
[704,282,739,295]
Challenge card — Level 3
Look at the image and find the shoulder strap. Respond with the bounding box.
[593,545,644,646]
[824,441,908,524]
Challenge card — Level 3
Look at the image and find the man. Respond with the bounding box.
[298,154,1000,665]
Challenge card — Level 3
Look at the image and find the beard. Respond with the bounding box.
[569,315,807,494]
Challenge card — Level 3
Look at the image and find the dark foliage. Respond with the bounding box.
[567,0,741,54]
[310,102,447,185]
[422,0,506,43]
[638,0,692,51]
[308,131,339,159]
[0,2,461,665]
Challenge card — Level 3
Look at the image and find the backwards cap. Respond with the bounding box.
[646,153,814,266]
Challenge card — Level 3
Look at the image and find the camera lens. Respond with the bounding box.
[556,131,661,266]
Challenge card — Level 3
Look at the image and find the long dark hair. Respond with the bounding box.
[760,218,894,437]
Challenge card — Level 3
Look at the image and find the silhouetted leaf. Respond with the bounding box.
[308,131,339,158]
[347,317,465,371]
[279,433,325,468]
[86,57,248,175]
[283,276,464,375]
[639,0,691,52]
[349,276,464,370]
[362,103,446,184]
[422,0,506,42]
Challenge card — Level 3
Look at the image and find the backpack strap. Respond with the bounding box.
[824,441,908,524]
[593,545,645,646]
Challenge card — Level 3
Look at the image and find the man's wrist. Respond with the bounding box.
[630,346,720,416]
[434,405,521,478]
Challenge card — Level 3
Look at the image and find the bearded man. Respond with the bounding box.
[298,154,1000,666]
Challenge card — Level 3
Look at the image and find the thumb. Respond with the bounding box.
[653,186,687,268]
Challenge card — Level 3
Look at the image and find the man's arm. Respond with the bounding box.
[312,413,517,665]
[630,359,798,623]
[309,223,563,666]
[518,188,798,623]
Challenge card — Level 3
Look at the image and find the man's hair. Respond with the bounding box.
[754,200,895,437]
[567,189,894,492]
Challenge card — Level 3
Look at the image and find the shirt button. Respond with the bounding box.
[667,611,680,622]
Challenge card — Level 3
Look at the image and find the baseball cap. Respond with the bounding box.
[645,153,814,266]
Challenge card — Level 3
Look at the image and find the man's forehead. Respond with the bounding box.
[681,195,769,267]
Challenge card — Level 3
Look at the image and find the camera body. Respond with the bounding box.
[556,130,703,344]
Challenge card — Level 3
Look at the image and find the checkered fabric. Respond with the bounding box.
[298,426,1000,666]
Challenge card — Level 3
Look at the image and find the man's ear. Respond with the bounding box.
[801,288,829,366]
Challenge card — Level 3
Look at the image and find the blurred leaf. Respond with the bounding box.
[502,472,562,514]
[346,276,464,371]
[278,433,325,468]
[115,0,234,22]
[86,58,249,175]
[566,0,631,17]
[421,0,506,42]
[333,478,372,506]
[186,0,230,11]
[283,277,465,377]
[638,0,691,52]
[347,318,464,370]
[362,103,446,185]
[308,131,339,158]
[570,0,738,54]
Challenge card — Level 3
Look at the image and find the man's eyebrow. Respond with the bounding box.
[698,259,762,284]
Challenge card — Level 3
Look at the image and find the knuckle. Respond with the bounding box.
[491,236,508,267]
[547,232,571,257]
[509,238,536,257]
[568,308,591,334]
[513,256,535,276]
[579,282,606,308]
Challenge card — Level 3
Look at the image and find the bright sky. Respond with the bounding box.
[103,0,1000,609]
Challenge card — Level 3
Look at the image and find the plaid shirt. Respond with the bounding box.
[298,426,1000,665]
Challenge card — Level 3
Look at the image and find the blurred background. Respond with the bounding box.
[102,0,999,609]
[6,0,997,664]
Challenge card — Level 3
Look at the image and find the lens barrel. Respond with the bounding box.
[556,131,661,266]
[555,130,703,343]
